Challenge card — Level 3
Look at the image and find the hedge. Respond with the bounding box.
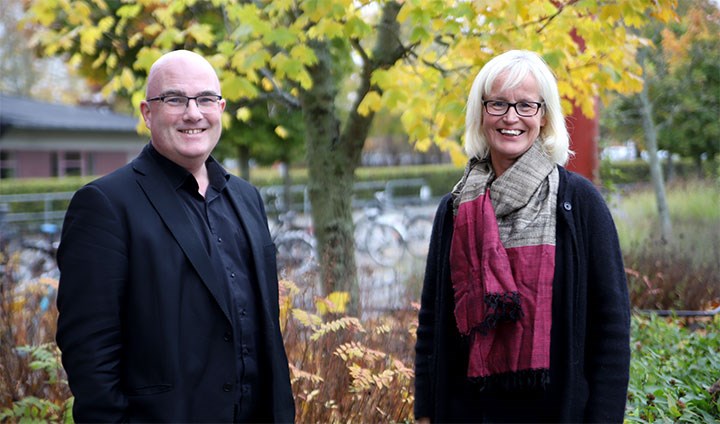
[1,159,716,217]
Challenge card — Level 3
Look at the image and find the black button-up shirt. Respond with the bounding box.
[149,145,262,420]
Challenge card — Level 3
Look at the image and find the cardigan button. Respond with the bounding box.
[223,331,232,342]
[222,383,232,392]
[563,202,572,211]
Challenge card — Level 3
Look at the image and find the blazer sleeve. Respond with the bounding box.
[56,184,129,422]
[575,179,631,422]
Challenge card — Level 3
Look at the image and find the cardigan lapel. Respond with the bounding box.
[131,148,232,323]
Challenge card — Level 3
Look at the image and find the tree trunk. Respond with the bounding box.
[638,50,672,243]
[300,38,360,312]
[237,144,251,181]
[300,2,404,314]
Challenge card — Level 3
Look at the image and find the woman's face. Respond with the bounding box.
[481,72,546,176]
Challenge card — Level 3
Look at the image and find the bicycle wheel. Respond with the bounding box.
[274,231,316,280]
[405,215,434,258]
[364,222,405,267]
[353,216,373,252]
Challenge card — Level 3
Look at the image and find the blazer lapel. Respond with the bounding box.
[132,150,232,323]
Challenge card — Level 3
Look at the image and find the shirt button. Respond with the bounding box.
[241,309,247,316]
[222,383,232,392]
[563,202,572,211]
[217,237,222,243]
[230,272,236,278]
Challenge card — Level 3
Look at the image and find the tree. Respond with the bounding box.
[0,0,87,102]
[601,0,719,242]
[656,1,720,168]
[24,0,676,312]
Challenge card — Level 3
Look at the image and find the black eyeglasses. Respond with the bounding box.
[482,100,544,117]
[146,94,222,112]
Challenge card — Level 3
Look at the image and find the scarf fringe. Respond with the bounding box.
[477,291,523,335]
[468,368,550,392]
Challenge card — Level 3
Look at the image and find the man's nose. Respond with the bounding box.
[184,98,203,118]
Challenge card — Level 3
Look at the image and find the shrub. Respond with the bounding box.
[0,251,72,421]
[626,314,720,423]
[280,280,416,423]
[613,179,720,311]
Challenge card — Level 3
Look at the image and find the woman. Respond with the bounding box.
[414,50,630,423]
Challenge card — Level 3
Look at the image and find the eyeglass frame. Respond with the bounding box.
[146,94,223,112]
[482,99,544,117]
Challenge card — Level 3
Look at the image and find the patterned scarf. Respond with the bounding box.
[450,142,558,390]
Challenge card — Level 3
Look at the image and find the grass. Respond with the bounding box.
[611,179,720,310]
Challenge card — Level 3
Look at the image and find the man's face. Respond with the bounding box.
[140,55,226,171]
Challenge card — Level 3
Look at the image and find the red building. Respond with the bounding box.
[566,102,600,183]
[0,94,145,179]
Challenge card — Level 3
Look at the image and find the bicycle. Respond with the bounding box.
[1,217,60,284]
[269,211,317,281]
[354,193,406,267]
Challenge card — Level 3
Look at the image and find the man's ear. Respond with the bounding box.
[140,101,152,128]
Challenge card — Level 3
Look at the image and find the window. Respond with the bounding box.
[0,151,16,179]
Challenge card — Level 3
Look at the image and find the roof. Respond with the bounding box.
[0,94,139,133]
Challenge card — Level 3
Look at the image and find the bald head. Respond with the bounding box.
[140,49,226,177]
[146,50,221,98]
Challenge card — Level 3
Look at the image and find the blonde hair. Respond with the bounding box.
[464,50,572,165]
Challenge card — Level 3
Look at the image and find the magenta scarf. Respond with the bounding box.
[450,142,558,389]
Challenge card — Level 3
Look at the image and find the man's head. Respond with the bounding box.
[140,50,226,172]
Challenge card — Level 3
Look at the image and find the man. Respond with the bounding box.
[56,50,295,423]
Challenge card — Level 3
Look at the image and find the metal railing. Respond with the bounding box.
[259,178,432,215]
[0,192,75,226]
[1,179,434,226]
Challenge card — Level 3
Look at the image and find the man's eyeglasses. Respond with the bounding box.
[482,100,544,117]
[146,94,222,112]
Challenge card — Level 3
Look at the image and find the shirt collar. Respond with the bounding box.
[147,143,229,193]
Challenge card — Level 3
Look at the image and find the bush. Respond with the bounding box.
[626,314,720,423]
[613,179,720,311]
[0,251,72,422]
[280,281,416,422]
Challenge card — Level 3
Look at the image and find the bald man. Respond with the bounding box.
[56,50,295,423]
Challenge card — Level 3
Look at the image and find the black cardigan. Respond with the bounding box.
[414,166,631,423]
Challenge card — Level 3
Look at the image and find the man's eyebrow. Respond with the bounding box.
[157,89,184,97]
[157,90,220,97]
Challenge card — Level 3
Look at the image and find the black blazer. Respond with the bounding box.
[56,145,295,423]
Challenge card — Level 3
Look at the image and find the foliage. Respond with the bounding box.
[601,0,720,163]
[599,157,719,186]
[612,179,720,310]
[0,0,88,102]
[215,101,306,167]
[626,314,720,423]
[22,0,676,161]
[22,0,678,300]
[0,251,72,421]
[279,280,417,422]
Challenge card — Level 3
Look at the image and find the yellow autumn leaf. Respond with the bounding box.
[236,107,252,122]
[315,291,349,315]
[187,23,215,46]
[357,91,382,117]
[120,68,135,91]
[275,125,289,139]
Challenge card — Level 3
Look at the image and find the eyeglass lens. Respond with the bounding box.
[484,101,541,117]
